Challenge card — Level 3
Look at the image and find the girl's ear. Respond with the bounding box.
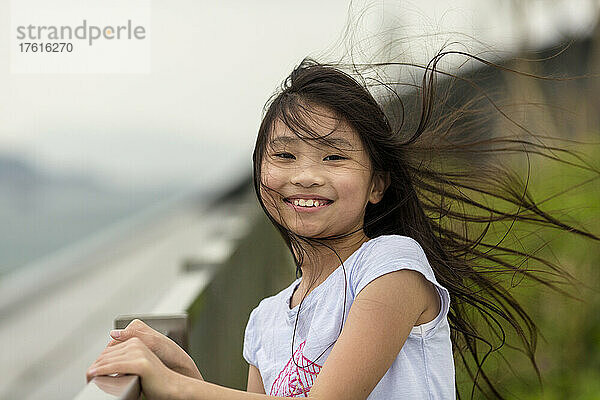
[369,171,391,204]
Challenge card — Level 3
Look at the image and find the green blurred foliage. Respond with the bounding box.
[454,139,600,399]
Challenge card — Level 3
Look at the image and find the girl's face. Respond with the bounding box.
[260,106,388,239]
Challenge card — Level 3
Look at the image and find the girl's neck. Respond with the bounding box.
[295,231,370,292]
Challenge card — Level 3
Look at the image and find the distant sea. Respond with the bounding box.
[0,154,178,275]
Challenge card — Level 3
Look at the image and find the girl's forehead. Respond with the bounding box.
[269,115,361,150]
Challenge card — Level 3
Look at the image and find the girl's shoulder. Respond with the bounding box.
[360,234,428,264]
[365,234,425,247]
[350,234,452,338]
[350,234,440,295]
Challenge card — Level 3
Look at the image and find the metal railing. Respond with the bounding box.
[74,375,140,400]
[73,185,296,399]
[76,315,189,400]
[75,263,215,400]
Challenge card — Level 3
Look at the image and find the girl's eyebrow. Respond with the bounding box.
[269,136,353,149]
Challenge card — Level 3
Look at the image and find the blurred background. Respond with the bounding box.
[0,0,599,399]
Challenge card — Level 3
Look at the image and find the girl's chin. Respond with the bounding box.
[288,225,357,239]
[289,225,366,241]
[289,228,328,238]
[284,223,332,238]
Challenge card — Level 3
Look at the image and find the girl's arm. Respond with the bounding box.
[308,268,435,399]
[88,269,433,400]
[247,365,266,394]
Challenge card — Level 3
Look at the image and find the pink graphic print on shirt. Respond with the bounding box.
[270,340,322,397]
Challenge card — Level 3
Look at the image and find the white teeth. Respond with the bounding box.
[290,198,326,207]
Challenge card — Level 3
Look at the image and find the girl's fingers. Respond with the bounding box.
[109,329,124,339]
[89,350,134,376]
[100,339,129,355]
[89,338,149,374]
[117,319,155,341]
[86,358,148,383]
[87,343,154,381]
[91,351,140,371]
[108,320,158,349]
[103,337,148,358]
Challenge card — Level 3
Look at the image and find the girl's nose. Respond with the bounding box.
[290,165,325,188]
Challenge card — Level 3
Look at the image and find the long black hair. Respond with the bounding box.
[251,52,599,399]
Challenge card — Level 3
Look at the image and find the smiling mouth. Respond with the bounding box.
[283,197,333,208]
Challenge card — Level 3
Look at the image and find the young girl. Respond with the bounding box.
[86,57,598,399]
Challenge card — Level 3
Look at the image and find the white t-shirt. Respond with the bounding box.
[243,235,456,399]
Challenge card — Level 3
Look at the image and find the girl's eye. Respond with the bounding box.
[274,152,295,159]
[323,154,346,161]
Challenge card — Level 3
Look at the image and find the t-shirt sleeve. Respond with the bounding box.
[350,235,451,337]
[242,306,260,367]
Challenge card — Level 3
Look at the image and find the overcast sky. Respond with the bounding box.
[0,0,598,191]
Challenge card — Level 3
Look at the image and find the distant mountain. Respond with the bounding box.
[0,154,44,187]
[0,153,173,274]
[0,153,109,192]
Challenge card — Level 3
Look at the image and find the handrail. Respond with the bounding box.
[72,186,293,399]
[73,262,219,400]
[78,314,189,400]
[70,192,249,400]
[75,375,140,400]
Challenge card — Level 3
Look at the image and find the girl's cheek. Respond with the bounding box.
[259,182,285,223]
[261,170,290,205]
[260,161,281,186]
[337,178,362,198]
[261,190,278,211]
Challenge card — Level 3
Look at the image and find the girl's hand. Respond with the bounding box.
[86,337,187,400]
[108,319,203,380]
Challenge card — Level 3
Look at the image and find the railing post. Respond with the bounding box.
[114,314,189,352]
